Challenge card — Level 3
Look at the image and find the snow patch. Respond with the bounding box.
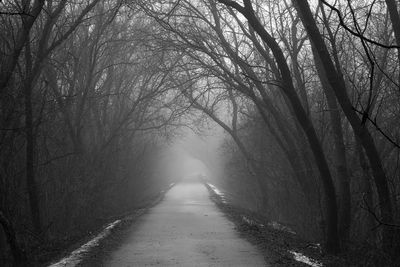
[289,250,323,267]
[49,219,121,267]
[206,183,223,197]
[268,221,296,234]
[206,183,227,203]
[161,183,175,194]
[241,215,264,228]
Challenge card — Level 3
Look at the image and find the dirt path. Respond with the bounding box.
[104,182,266,266]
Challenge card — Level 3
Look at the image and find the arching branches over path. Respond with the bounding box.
[215,0,340,253]
[142,0,400,257]
[0,2,188,264]
[292,0,397,255]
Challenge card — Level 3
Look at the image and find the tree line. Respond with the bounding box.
[0,1,182,265]
[140,0,400,261]
[1,0,400,265]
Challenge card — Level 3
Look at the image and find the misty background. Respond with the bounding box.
[1,0,400,266]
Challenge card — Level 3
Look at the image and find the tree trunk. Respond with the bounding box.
[312,45,351,243]
[355,136,376,243]
[24,43,41,235]
[209,7,320,212]
[0,211,27,266]
[293,0,394,253]
[216,0,340,253]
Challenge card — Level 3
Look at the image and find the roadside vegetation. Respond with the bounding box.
[1,0,400,265]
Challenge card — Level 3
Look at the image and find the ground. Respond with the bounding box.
[79,181,266,266]
[47,181,359,267]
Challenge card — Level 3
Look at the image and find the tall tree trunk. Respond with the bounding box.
[293,0,394,254]
[209,7,320,213]
[216,0,340,253]
[355,136,376,243]
[24,42,41,235]
[312,45,351,243]
[0,211,27,266]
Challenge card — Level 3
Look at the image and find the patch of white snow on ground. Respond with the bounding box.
[206,183,228,203]
[241,215,264,227]
[268,221,296,234]
[161,183,175,194]
[49,219,121,267]
[289,250,323,267]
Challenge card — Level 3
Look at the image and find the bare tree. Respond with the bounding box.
[293,0,396,254]
[215,0,340,252]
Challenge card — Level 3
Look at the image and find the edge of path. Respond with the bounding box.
[203,182,350,267]
[43,183,176,267]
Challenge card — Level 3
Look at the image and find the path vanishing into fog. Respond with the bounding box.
[105,181,266,266]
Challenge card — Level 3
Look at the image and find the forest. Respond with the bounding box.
[1,0,400,266]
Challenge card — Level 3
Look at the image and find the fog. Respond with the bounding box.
[155,129,225,184]
[2,0,400,265]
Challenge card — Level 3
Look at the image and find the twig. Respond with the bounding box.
[320,0,400,49]
[353,107,400,149]
[361,193,400,229]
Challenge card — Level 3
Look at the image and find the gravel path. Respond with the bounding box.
[104,182,266,266]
